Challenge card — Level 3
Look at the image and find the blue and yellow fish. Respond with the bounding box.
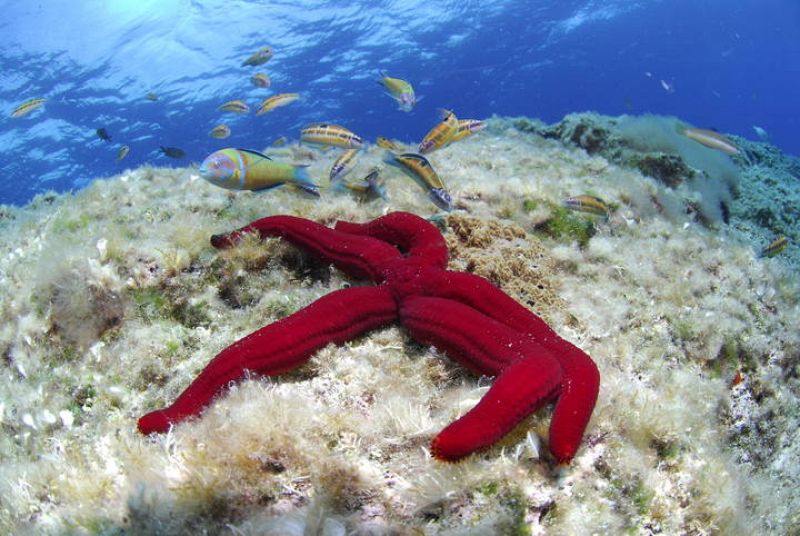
[378,71,419,112]
[199,148,319,197]
[383,152,451,211]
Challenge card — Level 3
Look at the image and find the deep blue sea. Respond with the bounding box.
[1,0,798,206]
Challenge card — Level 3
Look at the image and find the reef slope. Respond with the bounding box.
[0,114,798,535]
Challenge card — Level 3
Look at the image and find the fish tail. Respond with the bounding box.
[330,180,349,193]
[288,183,321,198]
[292,165,320,196]
[382,150,398,167]
[369,179,388,200]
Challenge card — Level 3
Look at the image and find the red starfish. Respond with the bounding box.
[138,212,599,463]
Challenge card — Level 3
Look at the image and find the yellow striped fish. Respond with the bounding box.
[251,73,271,88]
[336,168,387,201]
[448,119,486,144]
[256,93,299,115]
[377,137,401,150]
[11,98,46,118]
[219,100,250,114]
[563,195,610,218]
[209,124,231,139]
[682,127,740,155]
[329,148,360,183]
[419,109,458,154]
[758,235,787,258]
[199,148,319,197]
[384,152,451,211]
[301,123,363,149]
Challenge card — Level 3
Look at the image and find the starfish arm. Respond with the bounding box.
[400,296,525,376]
[426,270,600,463]
[428,270,561,338]
[210,215,401,280]
[334,212,448,268]
[138,285,398,434]
[399,296,562,461]
[431,352,561,462]
[545,343,600,463]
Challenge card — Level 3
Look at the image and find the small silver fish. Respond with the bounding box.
[116,145,130,162]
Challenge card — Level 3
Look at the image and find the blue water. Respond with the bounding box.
[1,0,798,206]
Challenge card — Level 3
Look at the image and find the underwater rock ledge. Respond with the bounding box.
[0,114,798,534]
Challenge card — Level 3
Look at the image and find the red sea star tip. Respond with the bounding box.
[139,211,600,464]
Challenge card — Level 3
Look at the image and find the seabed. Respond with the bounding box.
[0,114,798,535]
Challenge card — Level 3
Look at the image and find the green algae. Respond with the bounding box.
[130,286,211,328]
[523,198,596,247]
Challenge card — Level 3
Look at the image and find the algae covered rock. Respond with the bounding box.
[627,153,695,188]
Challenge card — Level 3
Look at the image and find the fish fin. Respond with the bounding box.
[437,108,453,118]
[365,173,388,200]
[252,183,284,192]
[397,152,431,165]
[236,148,273,160]
[288,182,321,198]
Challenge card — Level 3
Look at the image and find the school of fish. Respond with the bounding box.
[11,44,779,258]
